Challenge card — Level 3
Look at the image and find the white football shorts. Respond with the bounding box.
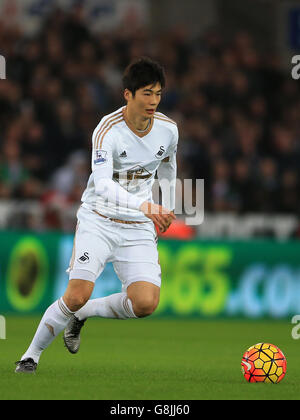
[67,205,161,290]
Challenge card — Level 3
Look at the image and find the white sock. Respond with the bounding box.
[75,292,137,320]
[21,298,74,364]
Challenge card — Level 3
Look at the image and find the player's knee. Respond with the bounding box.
[63,293,90,312]
[63,279,94,312]
[133,295,159,318]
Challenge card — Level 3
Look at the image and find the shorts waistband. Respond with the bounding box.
[93,210,147,225]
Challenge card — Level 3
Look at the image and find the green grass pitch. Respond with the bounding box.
[0,316,299,400]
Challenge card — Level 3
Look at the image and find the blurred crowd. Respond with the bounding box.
[0,6,300,230]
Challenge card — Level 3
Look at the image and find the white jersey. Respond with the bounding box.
[81,106,178,222]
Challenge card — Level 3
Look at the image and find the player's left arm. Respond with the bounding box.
[156,127,178,231]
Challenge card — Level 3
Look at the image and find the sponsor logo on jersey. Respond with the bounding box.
[94,150,107,165]
[119,150,127,157]
[113,166,152,183]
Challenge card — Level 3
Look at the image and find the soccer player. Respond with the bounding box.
[15,57,178,373]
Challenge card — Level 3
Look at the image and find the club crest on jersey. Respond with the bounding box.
[155,146,165,158]
[78,252,89,264]
[94,150,107,165]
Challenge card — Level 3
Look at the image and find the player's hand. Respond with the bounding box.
[139,201,176,233]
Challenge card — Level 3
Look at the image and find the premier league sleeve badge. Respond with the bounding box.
[94,150,108,165]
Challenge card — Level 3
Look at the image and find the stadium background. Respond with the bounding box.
[1,0,300,321]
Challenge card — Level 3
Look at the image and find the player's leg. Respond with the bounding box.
[15,280,94,370]
[16,206,114,370]
[114,224,161,318]
[62,278,95,354]
[126,281,160,318]
[74,223,161,321]
[63,222,161,355]
[74,289,138,320]
[74,261,161,321]
[63,279,95,312]
[63,274,140,354]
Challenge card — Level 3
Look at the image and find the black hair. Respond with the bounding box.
[122,56,165,96]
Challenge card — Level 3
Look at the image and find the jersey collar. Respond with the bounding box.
[122,107,154,138]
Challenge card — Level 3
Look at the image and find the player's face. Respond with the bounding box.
[125,83,162,119]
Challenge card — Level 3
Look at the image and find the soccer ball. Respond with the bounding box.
[241,343,286,383]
